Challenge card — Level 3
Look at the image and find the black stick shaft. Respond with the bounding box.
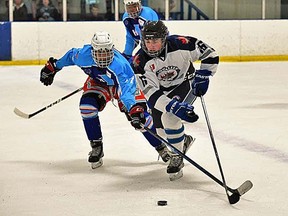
[200,96,231,200]
[144,126,235,193]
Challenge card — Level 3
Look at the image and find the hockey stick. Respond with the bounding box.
[14,87,83,119]
[199,95,250,204]
[144,126,253,204]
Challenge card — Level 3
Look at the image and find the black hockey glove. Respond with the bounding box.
[129,104,146,129]
[40,57,60,86]
[192,69,212,96]
[166,98,199,123]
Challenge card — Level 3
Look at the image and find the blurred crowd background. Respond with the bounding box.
[0,0,288,22]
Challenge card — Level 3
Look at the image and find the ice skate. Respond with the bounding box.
[167,154,184,181]
[156,143,172,163]
[183,134,195,154]
[88,140,104,169]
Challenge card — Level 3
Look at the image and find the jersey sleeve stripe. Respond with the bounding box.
[202,56,219,64]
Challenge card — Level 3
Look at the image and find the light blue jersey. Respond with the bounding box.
[122,6,159,56]
[55,45,137,111]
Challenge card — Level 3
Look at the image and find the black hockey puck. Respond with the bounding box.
[157,200,167,206]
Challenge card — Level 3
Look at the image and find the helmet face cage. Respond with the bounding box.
[141,21,168,57]
[123,0,142,18]
[91,32,114,68]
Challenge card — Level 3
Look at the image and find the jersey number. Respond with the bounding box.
[197,41,208,53]
[139,75,148,87]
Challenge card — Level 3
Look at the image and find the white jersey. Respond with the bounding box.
[132,35,219,113]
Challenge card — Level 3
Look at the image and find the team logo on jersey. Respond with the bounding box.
[156,66,180,81]
[149,64,155,71]
[178,36,189,44]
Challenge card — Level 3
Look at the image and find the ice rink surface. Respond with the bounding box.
[0,62,287,216]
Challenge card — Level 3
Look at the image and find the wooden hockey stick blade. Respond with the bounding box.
[14,107,30,119]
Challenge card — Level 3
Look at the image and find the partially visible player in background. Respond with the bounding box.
[122,0,159,61]
[39,31,172,169]
[132,21,219,180]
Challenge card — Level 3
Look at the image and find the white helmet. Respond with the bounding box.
[123,0,142,18]
[91,31,114,68]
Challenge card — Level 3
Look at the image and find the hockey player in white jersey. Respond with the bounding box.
[122,0,159,61]
[39,31,172,169]
[131,21,219,180]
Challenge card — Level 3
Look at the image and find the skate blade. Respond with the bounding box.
[91,159,103,169]
[183,138,196,154]
[169,170,183,181]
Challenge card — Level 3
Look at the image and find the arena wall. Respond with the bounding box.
[1,20,288,64]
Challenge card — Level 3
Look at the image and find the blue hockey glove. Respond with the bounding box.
[166,99,199,123]
[129,105,146,129]
[192,69,212,96]
[40,57,60,86]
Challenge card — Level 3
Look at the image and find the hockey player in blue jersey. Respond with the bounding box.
[132,21,219,180]
[122,0,159,60]
[39,31,172,169]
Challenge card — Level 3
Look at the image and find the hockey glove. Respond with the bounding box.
[40,57,60,86]
[129,104,146,129]
[166,98,199,123]
[192,69,212,96]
